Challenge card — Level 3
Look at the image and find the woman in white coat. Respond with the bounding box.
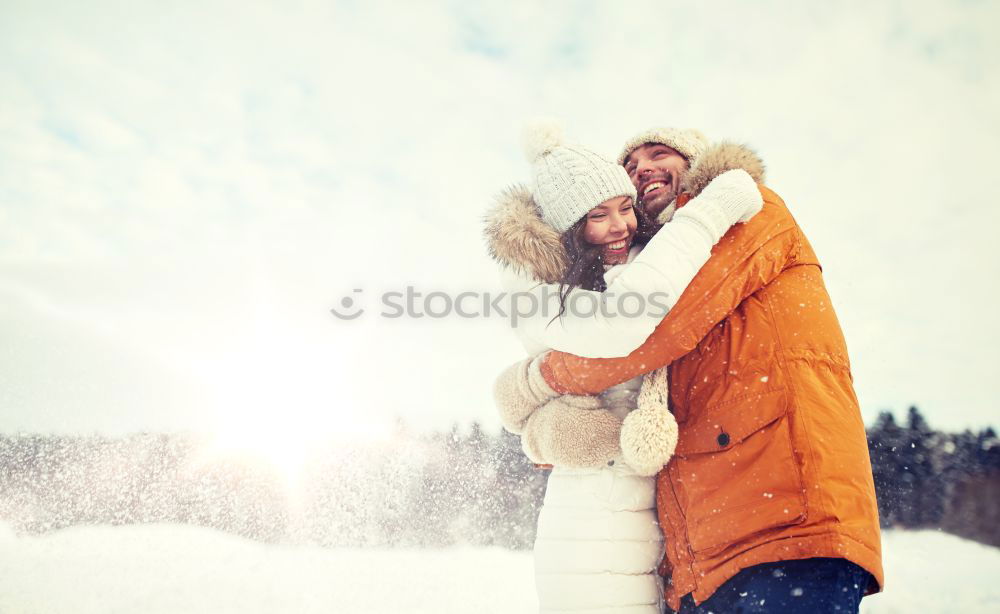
[484,122,765,614]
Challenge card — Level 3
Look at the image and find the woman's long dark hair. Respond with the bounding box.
[553,200,658,321]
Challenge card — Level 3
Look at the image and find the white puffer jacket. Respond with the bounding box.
[535,464,663,614]
[528,254,664,614]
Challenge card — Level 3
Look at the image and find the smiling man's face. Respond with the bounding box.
[623,143,690,219]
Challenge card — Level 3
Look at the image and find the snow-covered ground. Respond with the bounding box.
[0,523,997,613]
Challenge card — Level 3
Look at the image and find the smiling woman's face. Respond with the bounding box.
[623,143,689,218]
[582,195,637,265]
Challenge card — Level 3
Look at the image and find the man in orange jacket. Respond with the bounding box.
[495,128,883,613]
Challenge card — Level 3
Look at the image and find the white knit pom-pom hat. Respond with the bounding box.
[523,119,637,234]
[616,127,710,166]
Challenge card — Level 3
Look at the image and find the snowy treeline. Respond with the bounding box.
[868,407,999,547]
[0,408,997,549]
[0,424,545,549]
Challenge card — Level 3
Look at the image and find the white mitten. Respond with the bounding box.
[493,354,559,434]
[521,395,622,468]
[673,168,763,240]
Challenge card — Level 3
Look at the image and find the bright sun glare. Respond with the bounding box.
[193,325,393,483]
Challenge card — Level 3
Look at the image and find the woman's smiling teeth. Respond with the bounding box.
[606,239,628,250]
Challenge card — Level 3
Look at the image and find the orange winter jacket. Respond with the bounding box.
[540,186,883,609]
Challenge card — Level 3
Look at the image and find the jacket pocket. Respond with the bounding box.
[670,389,806,555]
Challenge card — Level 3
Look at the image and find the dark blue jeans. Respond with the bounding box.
[670,558,873,613]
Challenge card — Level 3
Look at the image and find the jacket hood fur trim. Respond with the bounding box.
[681,141,766,204]
[484,142,766,280]
[483,184,569,284]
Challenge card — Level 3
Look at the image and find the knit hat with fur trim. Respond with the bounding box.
[524,120,637,234]
[616,127,710,166]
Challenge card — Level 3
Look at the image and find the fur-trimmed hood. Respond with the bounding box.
[483,141,766,283]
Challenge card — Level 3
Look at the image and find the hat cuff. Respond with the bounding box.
[543,166,637,233]
[616,127,709,166]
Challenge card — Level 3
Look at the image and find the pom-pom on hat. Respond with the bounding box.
[523,119,637,234]
[616,127,710,167]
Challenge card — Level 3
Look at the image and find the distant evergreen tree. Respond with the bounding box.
[483,429,546,549]
[868,411,906,527]
[904,406,945,527]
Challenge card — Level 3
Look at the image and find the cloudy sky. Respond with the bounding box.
[2,0,998,445]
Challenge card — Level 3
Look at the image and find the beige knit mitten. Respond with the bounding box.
[521,395,623,467]
[620,367,679,476]
[493,354,559,435]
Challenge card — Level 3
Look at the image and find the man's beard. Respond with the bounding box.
[638,187,679,220]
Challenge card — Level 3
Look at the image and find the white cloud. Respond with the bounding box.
[1,0,998,436]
